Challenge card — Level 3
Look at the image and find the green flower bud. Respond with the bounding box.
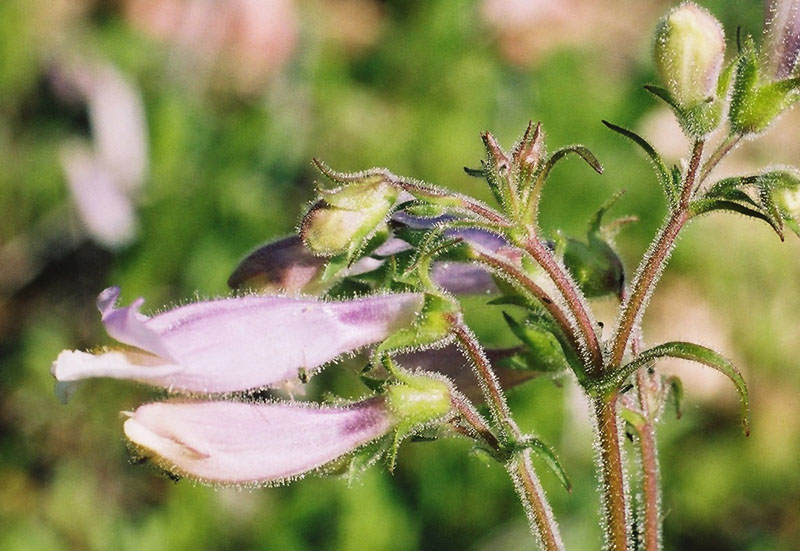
[654,3,725,109]
[301,182,399,257]
[385,373,452,435]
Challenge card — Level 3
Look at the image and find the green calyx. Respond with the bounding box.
[729,41,800,135]
[301,181,399,258]
[385,373,452,435]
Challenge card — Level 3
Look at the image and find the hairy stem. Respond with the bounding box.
[594,395,628,551]
[448,316,563,550]
[609,140,704,368]
[522,236,604,374]
[635,404,661,551]
[471,246,585,369]
[448,316,516,436]
[697,134,742,187]
[450,392,501,450]
[508,449,565,551]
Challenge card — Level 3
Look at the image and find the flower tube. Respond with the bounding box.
[124,398,395,485]
[52,287,424,394]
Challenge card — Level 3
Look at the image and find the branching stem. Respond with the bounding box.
[447,315,563,551]
[522,236,604,374]
[609,139,705,368]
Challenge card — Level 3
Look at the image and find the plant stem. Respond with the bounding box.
[697,134,742,186]
[470,246,585,360]
[449,392,501,450]
[448,315,564,550]
[508,449,565,551]
[594,395,628,551]
[448,316,516,435]
[628,318,662,551]
[634,381,662,551]
[609,139,705,368]
[522,236,604,375]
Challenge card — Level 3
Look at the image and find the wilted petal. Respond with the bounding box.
[228,235,327,292]
[52,287,424,393]
[431,262,498,295]
[124,398,393,484]
[396,345,535,403]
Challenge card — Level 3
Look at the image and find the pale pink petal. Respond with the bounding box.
[52,288,424,393]
[123,398,392,484]
[61,144,138,248]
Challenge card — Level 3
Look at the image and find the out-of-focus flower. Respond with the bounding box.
[653,3,725,110]
[124,398,395,484]
[52,286,424,394]
[481,0,664,69]
[123,0,298,94]
[56,61,149,248]
[763,0,800,79]
[230,221,503,296]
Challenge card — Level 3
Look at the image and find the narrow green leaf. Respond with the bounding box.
[689,198,785,238]
[602,120,674,207]
[463,166,485,178]
[545,145,604,176]
[643,85,681,112]
[516,438,572,492]
[598,341,750,435]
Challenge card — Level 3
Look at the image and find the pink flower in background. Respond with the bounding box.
[57,61,149,248]
[52,287,424,394]
[124,398,394,484]
[123,0,298,93]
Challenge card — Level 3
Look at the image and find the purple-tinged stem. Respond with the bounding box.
[609,140,705,368]
[471,247,585,364]
[447,316,516,435]
[449,392,501,451]
[508,449,565,551]
[635,370,662,551]
[447,315,563,550]
[594,395,628,551]
[522,236,604,374]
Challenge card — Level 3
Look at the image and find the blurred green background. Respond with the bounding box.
[2,0,799,549]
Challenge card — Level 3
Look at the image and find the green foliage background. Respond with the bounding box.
[1,1,798,549]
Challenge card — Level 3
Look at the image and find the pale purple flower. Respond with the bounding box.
[52,287,423,394]
[56,61,149,248]
[124,397,393,484]
[763,0,800,78]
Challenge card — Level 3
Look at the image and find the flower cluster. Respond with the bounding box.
[53,286,456,484]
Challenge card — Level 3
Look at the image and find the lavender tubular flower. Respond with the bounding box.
[52,287,424,393]
[763,0,800,78]
[123,398,395,485]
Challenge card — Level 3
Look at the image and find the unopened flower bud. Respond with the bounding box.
[654,3,725,109]
[385,373,452,434]
[301,181,399,257]
[513,121,545,172]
